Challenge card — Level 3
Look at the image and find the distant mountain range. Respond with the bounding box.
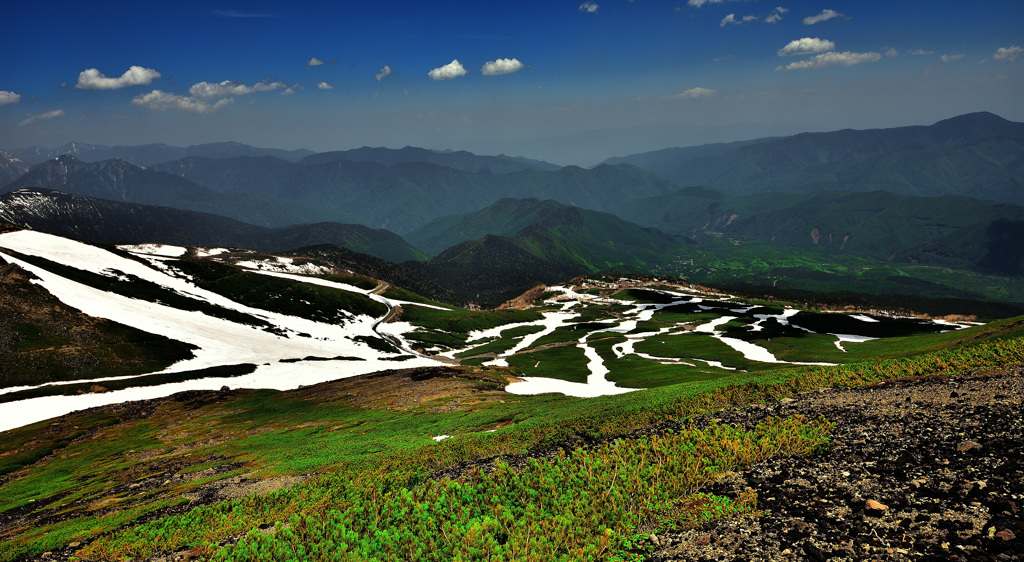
[0,188,425,263]
[2,111,1023,306]
[605,112,1024,204]
[4,152,676,233]
[4,141,315,167]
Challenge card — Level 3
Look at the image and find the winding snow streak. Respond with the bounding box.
[478,306,582,367]
[694,314,833,366]
[505,343,635,398]
[246,269,450,311]
[850,314,880,323]
[832,333,878,352]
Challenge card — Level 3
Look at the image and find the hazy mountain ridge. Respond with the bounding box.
[4,141,315,167]
[0,189,425,263]
[2,155,337,228]
[0,152,29,187]
[607,112,1024,203]
[298,145,560,173]
[150,156,676,232]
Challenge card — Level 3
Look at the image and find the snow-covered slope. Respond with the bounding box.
[0,231,437,432]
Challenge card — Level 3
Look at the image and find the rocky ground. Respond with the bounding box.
[642,368,1024,561]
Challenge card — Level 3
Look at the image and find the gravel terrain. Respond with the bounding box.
[644,368,1024,561]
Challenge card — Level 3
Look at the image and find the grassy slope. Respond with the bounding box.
[5,316,1024,560]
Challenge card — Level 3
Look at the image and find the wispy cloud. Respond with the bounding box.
[376,65,392,82]
[803,9,845,25]
[765,6,788,23]
[0,91,21,106]
[317,82,334,90]
[776,51,880,71]
[131,90,234,114]
[940,54,965,63]
[481,58,526,75]
[907,49,933,56]
[428,60,467,80]
[720,13,758,26]
[18,109,65,126]
[688,0,746,7]
[213,10,275,18]
[664,87,717,100]
[993,45,1022,62]
[189,79,286,98]
[579,2,599,13]
[307,57,325,67]
[281,84,302,95]
[777,38,835,56]
[75,66,161,90]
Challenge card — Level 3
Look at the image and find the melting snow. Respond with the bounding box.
[117,243,187,258]
[0,231,436,432]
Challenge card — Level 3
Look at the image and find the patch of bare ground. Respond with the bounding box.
[285,365,521,412]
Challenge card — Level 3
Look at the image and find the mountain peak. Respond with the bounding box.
[929,111,1023,141]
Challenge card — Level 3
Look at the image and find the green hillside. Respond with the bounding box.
[404,200,687,303]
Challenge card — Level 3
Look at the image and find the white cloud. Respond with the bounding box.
[0,91,21,105]
[18,109,65,126]
[993,46,1022,62]
[317,82,334,90]
[907,49,933,56]
[376,65,392,82]
[664,87,717,100]
[940,54,965,63]
[131,90,234,114]
[307,57,325,67]
[884,48,899,58]
[720,13,758,26]
[75,66,161,90]
[688,0,744,7]
[803,9,845,25]
[281,84,302,95]
[188,79,286,98]
[579,2,599,13]
[765,6,788,23]
[776,51,881,71]
[428,60,467,80]
[777,38,835,56]
[481,58,526,75]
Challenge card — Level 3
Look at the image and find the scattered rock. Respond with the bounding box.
[864,499,888,516]
[956,440,983,453]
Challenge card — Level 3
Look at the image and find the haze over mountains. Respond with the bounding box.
[2,111,1024,306]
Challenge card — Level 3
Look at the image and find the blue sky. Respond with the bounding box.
[1,0,1021,165]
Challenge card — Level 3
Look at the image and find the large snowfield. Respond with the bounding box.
[0,231,438,432]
